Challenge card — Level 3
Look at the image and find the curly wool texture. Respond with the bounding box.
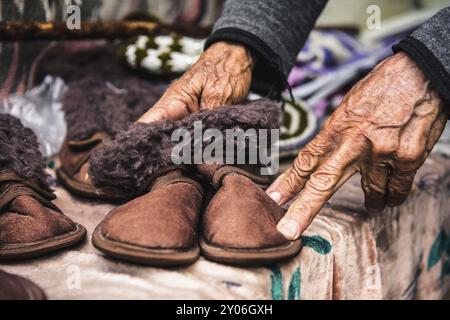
[89,99,280,198]
[0,114,48,186]
[39,44,167,141]
[62,76,166,141]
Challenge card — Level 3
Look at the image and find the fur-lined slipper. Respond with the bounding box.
[56,74,166,200]
[0,114,86,260]
[88,99,281,265]
[56,132,121,200]
[92,167,203,266]
[0,270,46,300]
[87,99,299,266]
[88,99,280,200]
[197,164,302,266]
[0,169,86,260]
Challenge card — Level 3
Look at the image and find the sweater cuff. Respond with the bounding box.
[393,36,450,109]
[205,27,287,98]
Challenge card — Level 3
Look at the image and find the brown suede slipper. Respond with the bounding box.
[0,170,86,260]
[0,270,46,300]
[198,165,302,266]
[92,168,203,266]
[56,132,120,200]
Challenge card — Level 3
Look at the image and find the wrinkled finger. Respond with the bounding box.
[137,98,189,123]
[276,142,358,240]
[361,160,389,212]
[386,169,415,207]
[267,132,334,205]
[385,108,441,207]
[137,76,202,124]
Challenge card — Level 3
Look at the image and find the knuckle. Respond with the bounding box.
[389,174,414,194]
[372,140,398,157]
[308,136,331,156]
[395,148,424,164]
[368,183,385,196]
[308,170,336,193]
[280,170,302,196]
[362,172,383,192]
[203,92,224,104]
[293,152,314,177]
[322,117,335,133]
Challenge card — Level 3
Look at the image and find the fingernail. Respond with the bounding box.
[268,192,282,205]
[277,219,299,240]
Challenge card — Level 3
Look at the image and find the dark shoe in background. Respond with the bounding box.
[57,132,121,200]
[0,270,46,300]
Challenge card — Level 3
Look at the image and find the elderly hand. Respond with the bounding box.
[266,52,448,240]
[138,41,253,123]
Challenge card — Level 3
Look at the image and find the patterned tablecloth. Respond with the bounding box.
[1,154,449,300]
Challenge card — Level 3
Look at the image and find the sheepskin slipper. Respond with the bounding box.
[197,164,302,266]
[0,170,86,260]
[92,168,203,266]
[57,132,121,200]
[0,270,46,300]
[57,73,166,200]
[88,98,280,200]
[61,75,166,143]
[0,115,86,260]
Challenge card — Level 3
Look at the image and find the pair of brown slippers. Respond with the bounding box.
[57,136,302,267]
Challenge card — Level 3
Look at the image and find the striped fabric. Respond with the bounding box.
[0,0,223,98]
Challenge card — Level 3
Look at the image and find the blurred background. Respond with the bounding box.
[1,0,449,159]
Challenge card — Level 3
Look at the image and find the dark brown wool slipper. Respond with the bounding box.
[198,165,302,266]
[57,132,120,200]
[92,168,203,266]
[0,270,46,300]
[0,170,86,260]
[85,99,286,266]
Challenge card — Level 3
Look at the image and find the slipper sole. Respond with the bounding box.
[0,224,87,260]
[199,237,302,267]
[56,168,122,200]
[92,225,200,267]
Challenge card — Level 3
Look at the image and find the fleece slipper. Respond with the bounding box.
[57,132,121,200]
[92,168,203,266]
[198,165,302,266]
[0,170,86,260]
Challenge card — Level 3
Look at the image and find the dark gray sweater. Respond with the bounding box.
[206,1,450,107]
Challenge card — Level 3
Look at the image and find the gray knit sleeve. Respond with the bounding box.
[394,7,450,105]
[205,0,327,97]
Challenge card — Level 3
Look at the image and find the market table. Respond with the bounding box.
[2,154,449,299]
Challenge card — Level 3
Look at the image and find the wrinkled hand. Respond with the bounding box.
[267,52,448,240]
[138,41,253,123]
